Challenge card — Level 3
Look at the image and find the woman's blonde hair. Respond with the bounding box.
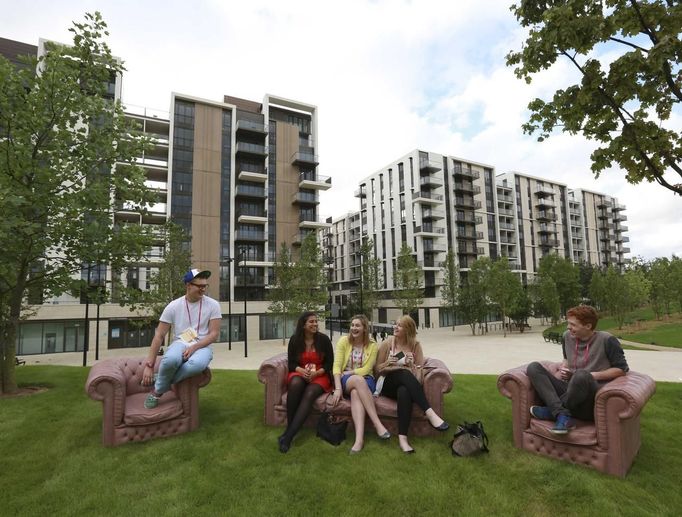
[349,314,370,347]
[395,315,417,351]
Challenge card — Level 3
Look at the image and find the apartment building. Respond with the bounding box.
[328,150,630,328]
[4,36,331,355]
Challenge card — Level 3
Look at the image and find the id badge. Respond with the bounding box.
[178,327,198,344]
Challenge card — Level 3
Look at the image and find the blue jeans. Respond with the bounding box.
[154,340,213,395]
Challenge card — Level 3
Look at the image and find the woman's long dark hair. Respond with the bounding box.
[289,311,318,359]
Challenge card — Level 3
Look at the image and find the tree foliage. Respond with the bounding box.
[486,259,523,337]
[598,265,651,328]
[458,266,488,336]
[440,250,460,330]
[268,234,328,342]
[117,222,191,331]
[508,0,682,195]
[359,239,382,320]
[0,12,155,393]
[392,243,423,316]
[537,254,581,315]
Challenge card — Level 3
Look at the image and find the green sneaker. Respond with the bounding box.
[144,393,159,409]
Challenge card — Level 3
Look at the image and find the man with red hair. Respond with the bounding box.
[527,305,629,434]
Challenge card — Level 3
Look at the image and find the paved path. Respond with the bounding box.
[22,325,682,382]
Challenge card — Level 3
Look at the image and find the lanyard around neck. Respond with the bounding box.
[185,297,203,333]
[574,333,595,370]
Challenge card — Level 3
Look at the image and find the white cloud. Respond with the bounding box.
[3,0,680,259]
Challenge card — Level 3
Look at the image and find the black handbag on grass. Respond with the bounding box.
[450,421,489,457]
[316,411,348,446]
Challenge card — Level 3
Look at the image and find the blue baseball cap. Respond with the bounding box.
[183,268,211,284]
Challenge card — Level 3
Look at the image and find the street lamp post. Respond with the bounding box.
[238,248,248,358]
[82,264,92,367]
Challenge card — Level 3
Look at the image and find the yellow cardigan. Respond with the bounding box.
[332,336,378,377]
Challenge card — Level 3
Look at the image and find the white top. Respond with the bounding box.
[159,295,222,343]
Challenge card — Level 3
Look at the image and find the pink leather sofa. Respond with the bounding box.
[86,357,211,446]
[257,353,453,437]
[497,361,656,477]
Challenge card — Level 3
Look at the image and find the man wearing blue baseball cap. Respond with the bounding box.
[141,268,222,409]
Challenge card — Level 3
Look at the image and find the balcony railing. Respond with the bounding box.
[452,165,480,179]
[414,191,444,202]
[291,149,319,166]
[419,158,442,172]
[235,184,266,198]
[236,119,268,134]
[236,142,267,156]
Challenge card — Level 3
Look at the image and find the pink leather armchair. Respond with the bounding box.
[257,353,453,437]
[85,357,211,446]
[497,361,656,477]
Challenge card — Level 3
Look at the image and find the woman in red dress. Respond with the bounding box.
[278,311,333,453]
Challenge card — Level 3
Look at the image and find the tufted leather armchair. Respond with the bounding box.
[497,361,656,477]
[257,353,453,437]
[85,357,211,446]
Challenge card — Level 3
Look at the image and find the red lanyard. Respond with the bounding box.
[185,298,202,333]
[574,334,595,370]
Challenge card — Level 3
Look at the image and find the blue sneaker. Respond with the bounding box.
[530,406,553,420]
[144,393,159,409]
[550,414,576,435]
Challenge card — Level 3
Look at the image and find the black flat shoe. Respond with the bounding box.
[432,421,449,432]
[278,436,290,453]
[403,448,415,454]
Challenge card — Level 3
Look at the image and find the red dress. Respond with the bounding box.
[287,349,332,392]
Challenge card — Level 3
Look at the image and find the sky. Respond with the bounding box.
[2,0,680,260]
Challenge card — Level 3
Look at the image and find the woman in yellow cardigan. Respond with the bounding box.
[329,314,390,453]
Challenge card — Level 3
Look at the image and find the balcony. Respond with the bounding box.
[538,223,557,234]
[456,213,483,225]
[423,243,447,253]
[235,142,267,157]
[597,199,613,208]
[498,208,514,217]
[617,225,629,232]
[612,203,626,211]
[453,181,480,195]
[234,275,265,287]
[419,157,442,173]
[237,209,267,225]
[597,210,611,220]
[236,119,268,136]
[536,211,557,222]
[299,214,332,229]
[235,229,266,241]
[613,213,628,222]
[620,247,631,254]
[238,166,267,183]
[415,225,446,236]
[538,239,559,248]
[452,165,480,180]
[535,197,555,208]
[454,197,482,209]
[457,243,484,255]
[616,235,630,243]
[534,185,555,197]
[291,149,319,166]
[499,221,515,231]
[354,186,367,198]
[419,174,443,188]
[497,193,514,203]
[413,191,443,205]
[291,191,319,205]
[456,229,483,240]
[422,208,446,220]
[235,184,266,198]
[292,231,316,246]
[299,172,332,191]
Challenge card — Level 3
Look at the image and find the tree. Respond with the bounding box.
[268,242,299,345]
[530,275,561,325]
[293,233,329,314]
[393,243,423,316]
[440,250,460,330]
[0,12,155,394]
[601,266,651,328]
[537,255,581,316]
[508,1,682,196]
[589,270,607,312]
[509,287,533,332]
[486,259,523,337]
[117,222,192,334]
[646,257,674,318]
[669,256,682,313]
[359,239,382,320]
[458,272,488,336]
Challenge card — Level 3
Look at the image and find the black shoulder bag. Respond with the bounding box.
[450,421,489,457]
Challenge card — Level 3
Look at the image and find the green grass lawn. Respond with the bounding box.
[545,307,682,348]
[2,366,680,516]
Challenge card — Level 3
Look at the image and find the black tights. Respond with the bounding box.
[381,369,430,435]
[281,376,324,446]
